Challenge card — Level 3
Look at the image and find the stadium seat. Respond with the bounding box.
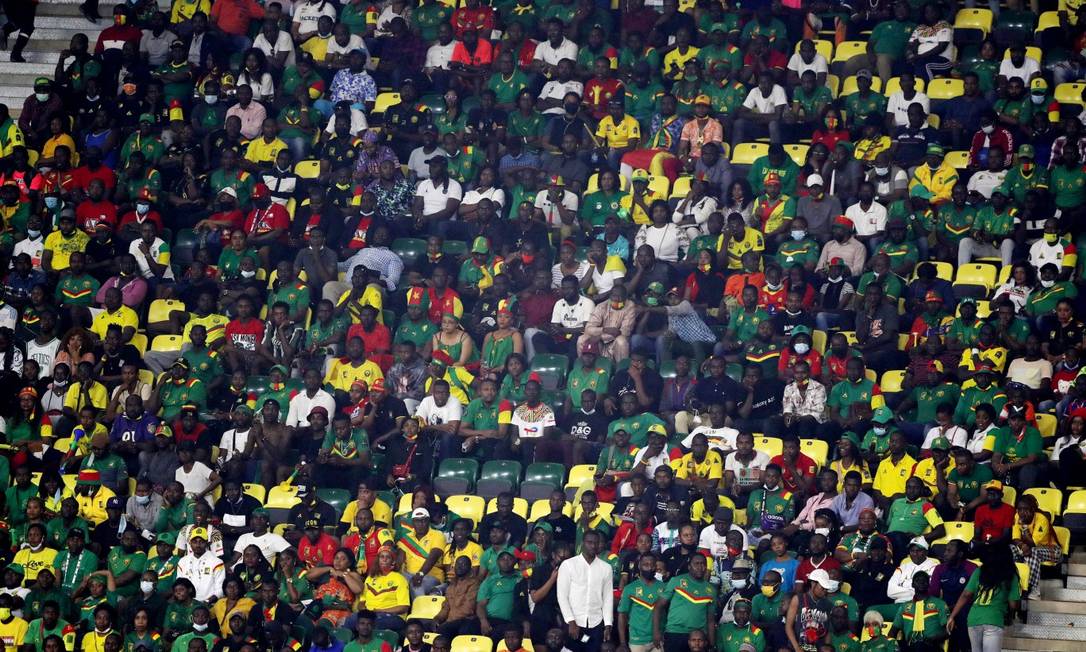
[755,437,783,458]
[933,521,975,544]
[943,150,970,170]
[443,240,469,257]
[52,438,72,454]
[242,483,267,503]
[1001,46,1043,63]
[530,353,570,391]
[520,481,558,502]
[525,463,565,490]
[880,370,906,393]
[148,299,187,324]
[445,495,486,529]
[1036,413,1057,438]
[784,144,809,167]
[316,488,351,515]
[953,263,997,291]
[423,633,439,645]
[333,628,354,644]
[838,331,859,345]
[151,334,184,352]
[391,237,428,267]
[812,329,828,355]
[137,369,155,386]
[795,39,833,62]
[954,8,993,40]
[824,74,840,98]
[1036,10,1061,33]
[840,75,883,96]
[1024,487,1063,519]
[1050,526,1071,565]
[374,631,400,650]
[1064,490,1086,532]
[670,176,693,199]
[435,458,479,495]
[883,76,926,96]
[294,160,321,178]
[529,498,572,522]
[1056,82,1086,107]
[485,496,529,519]
[800,439,829,467]
[478,460,523,497]
[832,41,867,64]
[573,501,614,524]
[585,173,628,193]
[731,143,770,166]
[452,636,493,652]
[407,595,444,620]
[373,92,402,115]
[130,333,147,355]
[927,78,964,101]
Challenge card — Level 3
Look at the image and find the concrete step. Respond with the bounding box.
[1043,588,1086,602]
[1012,623,1086,642]
[1028,608,1086,627]
[9,28,103,42]
[1067,575,1086,589]
[1004,637,1084,652]
[1066,562,1086,575]
[29,16,107,31]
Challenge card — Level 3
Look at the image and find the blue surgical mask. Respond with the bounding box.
[44,197,59,209]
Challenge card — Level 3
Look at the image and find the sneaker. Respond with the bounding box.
[10,52,24,63]
[80,4,99,22]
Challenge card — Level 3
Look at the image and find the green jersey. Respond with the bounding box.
[953,384,1007,427]
[886,497,942,535]
[870,19,916,57]
[999,165,1049,205]
[947,464,994,505]
[617,579,664,645]
[776,238,820,270]
[947,317,983,348]
[855,271,904,301]
[893,596,948,642]
[964,567,1019,627]
[581,190,624,228]
[907,382,961,423]
[487,70,530,106]
[394,317,437,349]
[750,589,785,626]
[182,347,223,388]
[55,274,100,306]
[157,377,207,421]
[461,399,501,432]
[1026,281,1078,316]
[267,281,311,317]
[973,205,1015,237]
[661,574,716,634]
[828,378,879,416]
[844,92,887,126]
[988,425,1043,463]
[718,623,767,652]
[566,364,611,409]
[412,2,452,41]
[146,553,180,594]
[107,548,147,597]
[607,413,666,448]
[53,549,99,593]
[827,631,861,652]
[170,632,217,652]
[24,618,77,652]
[478,571,519,620]
[729,308,770,343]
[746,486,795,533]
[938,203,976,244]
[1050,163,1086,209]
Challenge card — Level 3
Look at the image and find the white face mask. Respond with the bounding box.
[766,281,781,291]
[240,270,257,279]
[27,229,40,238]
[1041,278,1056,288]
[874,166,889,176]
[873,426,888,436]
[35,93,49,103]
[794,343,811,355]
[204,95,218,105]
[136,203,150,215]
[981,124,995,134]
[1031,94,1046,104]
[140,580,155,593]
[814,527,831,536]
[193,623,208,632]
[790,230,806,240]
[136,494,151,505]
[730,578,748,589]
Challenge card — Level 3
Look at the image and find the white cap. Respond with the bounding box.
[807,569,833,588]
[909,536,929,550]
[219,187,238,198]
[806,174,824,187]
[411,508,431,519]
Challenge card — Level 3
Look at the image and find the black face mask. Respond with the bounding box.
[564,103,579,115]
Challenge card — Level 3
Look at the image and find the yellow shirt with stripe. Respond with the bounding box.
[620,190,665,225]
[0,119,25,158]
[341,498,394,528]
[397,528,448,580]
[0,617,28,649]
[675,450,723,481]
[363,571,411,611]
[726,228,766,270]
[595,114,641,149]
[442,540,484,575]
[90,305,139,340]
[663,47,700,79]
[182,313,230,345]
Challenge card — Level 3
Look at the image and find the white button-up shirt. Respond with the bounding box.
[285,389,336,428]
[557,553,614,628]
[176,551,226,602]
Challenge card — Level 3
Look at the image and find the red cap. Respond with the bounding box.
[528,371,543,384]
[833,215,853,228]
[252,183,270,199]
[371,378,386,392]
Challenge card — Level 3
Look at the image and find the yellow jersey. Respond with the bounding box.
[12,546,58,583]
[363,571,410,611]
[324,358,384,393]
[397,528,448,580]
[595,114,641,149]
[873,453,917,499]
[0,617,28,649]
[90,305,140,340]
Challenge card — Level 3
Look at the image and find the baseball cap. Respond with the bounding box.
[807,569,835,588]
[309,405,329,419]
[732,558,753,571]
[855,69,872,80]
[157,531,178,545]
[189,527,209,540]
[631,169,650,182]
[1031,77,1049,93]
[930,436,951,451]
[303,518,321,530]
[138,113,155,124]
[694,94,711,105]
[252,183,270,199]
[579,339,600,354]
[371,378,386,393]
[1018,144,1036,159]
[106,497,123,511]
[806,174,823,187]
[872,406,894,424]
[924,290,943,303]
[983,480,1004,492]
[764,172,781,186]
[471,236,489,254]
[926,143,945,157]
[76,469,101,486]
[908,536,929,550]
[411,508,431,519]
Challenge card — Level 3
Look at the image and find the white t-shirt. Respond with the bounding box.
[285,389,336,428]
[293,0,337,37]
[742,85,788,114]
[462,186,506,210]
[539,80,584,114]
[966,424,997,456]
[233,531,291,565]
[533,38,579,67]
[13,236,45,270]
[511,403,556,439]
[324,109,369,137]
[218,427,254,463]
[591,260,625,295]
[424,42,456,70]
[998,57,1040,84]
[129,237,175,280]
[534,188,579,226]
[416,177,464,216]
[176,461,215,503]
[0,302,18,332]
[886,91,930,127]
[236,71,275,102]
[786,53,829,77]
[1005,356,1053,390]
[682,426,740,452]
[921,425,969,450]
[844,200,888,236]
[631,447,671,477]
[407,146,449,179]
[698,524,750,557]
[723,450,771,488]
[551,295,595,328]
[966,169,1007,199]
[253,30,296,68]
[327,34,367,58]
[415,395,463,425]
[25,337,59,378]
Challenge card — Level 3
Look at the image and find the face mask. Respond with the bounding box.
[654,572,665,581]
[730,578,748,589]
[204,94,218,105]
[699,263,712,273]
[981,125,994,134]
[140,581,155,593]
[873,426,887,436]
[1031,94,1046,104]
[35,92,50,103]
[828,275,842,283]
[790,230,806,240]
[0,608,10,620]
[521,253,535,265]
[822,579,840,592]
[136,494,151,505]
[1041,278,1056,288]
[136,203,150,215]
[27,229,40,238]
[640,569,654,580]
[193,623,208,632]
[44,197,59,209]
[760,585,778,597]
[766,281,781,291]
[645,296,659,306]
[1045,232,1059,244]
[874,166,889,176]
[814,527,831,536]
[564,103,579,115]
[794,343,810,355]
[114,14,126,25]
[611,300,625,310]
[241,270,257,279]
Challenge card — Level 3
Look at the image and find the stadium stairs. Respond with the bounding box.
[1005,551,1086,651]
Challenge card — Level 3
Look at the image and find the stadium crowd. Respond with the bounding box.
[3,0,1086,651]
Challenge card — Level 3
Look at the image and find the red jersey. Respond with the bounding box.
[72,164,116,192]
[117,209,164,232]
[76,199,118,234]
[225,318,264,352]
[778,348,823,378]
[170,419,208,446]
[345,214,373,251]
[243,203,290,240]
[342,526,394,574]
[584,77,623,120]
[41,169,77,195]
[974,502,1015,543]
[758,284,787,313]
[426,287,462,324]
[795,555,841,586]
[450,6,494,37]
[769,452,819,492]
[346,322,392,357]
[297,532,339,568]
[0,170,42,201]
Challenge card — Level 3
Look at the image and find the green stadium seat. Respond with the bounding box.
[478,460,523,498]
[392,238,427,267]
[434,458,479,496]
[443,240,469,257]
[316,488,351,516]
[531,353,570,391]
[525,462,565,488]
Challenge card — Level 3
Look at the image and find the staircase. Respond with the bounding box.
[1005,554,1086,651]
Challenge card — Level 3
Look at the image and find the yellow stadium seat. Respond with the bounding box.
[243,483,267,503]
[1053,526,1071,559]
[138,369,155,386]
[452,636,493,652]
[997,265,1013,286]
[731,142,770,166]
[374,92,402,114]
[1067,489,1086,514]
[1016,562,1030,591]
[1024,487,1063,518]
[755,436,783,458]
[784,143,809,167]
[1003,485,1016,507]
[865,368,877,383]
[423,634,439,645]
[273,523,294,536]
[839,331,859,345]
[794,39,833,61]
[529,498,572,522]
[927,78,964,100]
[148,299,187,324]
[880,370,906,393]
[267,485,302,509]
[812,329,828,355]
[800,439,829,467]
[445,495,486,527]
[884,76,926,96]
[954,263,997,289]
[832,41,867,63]
[954,300,991,319]
[573,501,614,523]
[1037,413,1057,438]
[27,149,39,167]
[934,521,975,544]
[408,595,445,620]
[53,438,72,454]
[585,173,628,193]
[497,641,534,652]
[940,150,969,170]
[647,174,670,197]
[1037,10,1061,32]
[1056,82,1086,105]
[566,464,597,489]
[1002,46,1043,63]
[151,334,184,352]
[671,176,693,199]
[130,333,147,355]
[486,497,529,519]
[294,160,321,179]
[825,74,840,98]
[897,333,912,351]
[840,75,883,96]
[954,8,993,35]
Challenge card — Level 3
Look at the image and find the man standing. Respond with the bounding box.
[556,530,613,652]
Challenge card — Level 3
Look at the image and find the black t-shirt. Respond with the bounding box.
[479,511,530,548]
[661,543,698,577]
[749,378,786,420]
[560,409,610,443]
[540,513,577,544]
[367,395,409,438]
[609,369,664,412]
[641,483,688,523]
[692,374,745,410]
[772,310,816,338]
[100,343,144,378]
